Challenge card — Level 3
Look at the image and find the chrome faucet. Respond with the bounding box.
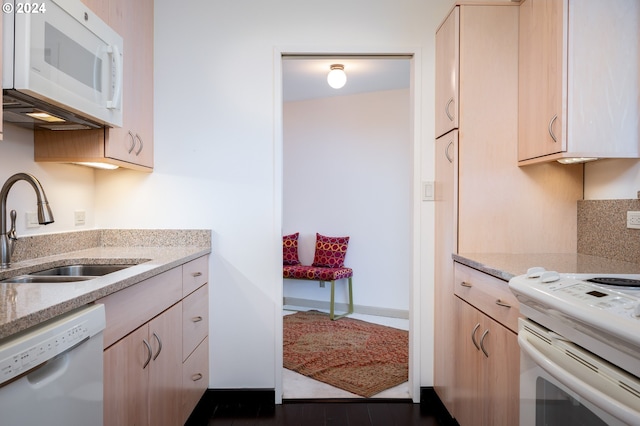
[0,173,54,269]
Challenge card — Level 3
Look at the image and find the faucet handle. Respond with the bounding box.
[8,210,17,254]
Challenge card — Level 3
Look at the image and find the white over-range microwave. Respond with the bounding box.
[2,0,123,130]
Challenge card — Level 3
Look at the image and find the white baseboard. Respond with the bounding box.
[283,297,409,319]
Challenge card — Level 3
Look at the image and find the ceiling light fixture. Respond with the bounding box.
[327,64,347,89]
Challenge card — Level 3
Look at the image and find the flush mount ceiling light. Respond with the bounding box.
[327,64,347,89]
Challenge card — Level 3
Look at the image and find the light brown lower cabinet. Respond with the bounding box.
[104,303,183,425]
[98,256,210,426]
[454,296,519,426]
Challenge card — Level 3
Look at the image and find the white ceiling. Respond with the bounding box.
[282,56,410,102]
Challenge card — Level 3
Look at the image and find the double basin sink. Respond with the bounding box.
[1,264,133,284]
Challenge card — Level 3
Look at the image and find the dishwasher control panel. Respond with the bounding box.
[0,304,105,385]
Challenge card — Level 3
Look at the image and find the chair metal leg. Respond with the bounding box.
[330,277,354,320]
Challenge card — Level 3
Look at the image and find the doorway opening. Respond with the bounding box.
[278,53,420,401]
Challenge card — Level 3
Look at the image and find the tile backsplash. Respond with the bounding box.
[578,199,640,264]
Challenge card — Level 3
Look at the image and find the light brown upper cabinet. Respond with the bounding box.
[34,0,154,171]
[435,7,459,139]
[518,0,639,164]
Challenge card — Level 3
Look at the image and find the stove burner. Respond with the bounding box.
[586,277,640,288]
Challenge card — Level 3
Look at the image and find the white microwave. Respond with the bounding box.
[2,0,123,130]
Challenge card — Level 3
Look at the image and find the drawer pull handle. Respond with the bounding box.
[192,316,203,323]
[460,281,472,288]
[191,272,203,277]
[142,339,152,369]
[152,332,162,361]
[480,329,490,358]
[191,373,203,382]
[445,97,455,121]
[471,323,481,350]
[495,299,512,308]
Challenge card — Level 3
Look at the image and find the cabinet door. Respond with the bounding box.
[149,303,183,426]
[454,297,481,426]
[433,130,458,413]
[104,325,151,426]
[435,7,459,138]
[482,314,520,426]
[518,0,566,160]
[106,0,154,168]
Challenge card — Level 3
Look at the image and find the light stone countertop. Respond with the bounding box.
[453,252,640,282]
[0,230,210,340]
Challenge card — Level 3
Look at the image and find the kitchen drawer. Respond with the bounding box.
[454,262,520,333]
[183,255,209,297]
[98,266,182,348]
[182,283,208,361]
[182,336,209,424]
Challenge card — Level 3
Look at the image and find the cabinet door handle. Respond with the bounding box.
[135,134,144,156]
[127,131,136,154]
[191,316,203,323]
[152,332,162,361]
[191,272,203,278]
[480,329,490,358]
[191,373,203,382]
[495,299,511,308]
[445,140,454,163]
[548,114,558,143]
[460,281,472,288]
[471,323,481,350]
[445,97,455,121]
[142,339,152,369]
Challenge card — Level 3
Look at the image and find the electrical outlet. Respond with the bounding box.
[627,211,640,229]
[26,211,39,228]
[74,210,86,226]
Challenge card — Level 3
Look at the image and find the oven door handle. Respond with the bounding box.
[518,333,640,425]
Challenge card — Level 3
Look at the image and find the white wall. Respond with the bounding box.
[584,159,640,200]
[0,124,96,235]
[283,89,411,313]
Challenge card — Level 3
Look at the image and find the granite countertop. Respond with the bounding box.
[453,252,640,282]
[0,230,211,340]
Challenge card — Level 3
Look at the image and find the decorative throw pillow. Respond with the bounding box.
[312,233,350,268]
[282,233,301,265]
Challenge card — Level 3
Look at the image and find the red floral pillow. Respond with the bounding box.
[283,233,300,265]
[312,233,350,268]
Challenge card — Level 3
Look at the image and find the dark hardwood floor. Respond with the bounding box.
[186,390,455,426]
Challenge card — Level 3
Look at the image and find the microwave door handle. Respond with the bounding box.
[518,334,640,424]
[106,44,123,110]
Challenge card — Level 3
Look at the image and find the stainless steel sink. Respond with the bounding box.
[0,264,134,284]
[30,264,132,277]
[1,275,93,283]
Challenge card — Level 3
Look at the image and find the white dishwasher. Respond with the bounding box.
[0,304,105,426]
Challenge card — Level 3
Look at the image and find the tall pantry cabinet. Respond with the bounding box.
[433,2,582,424]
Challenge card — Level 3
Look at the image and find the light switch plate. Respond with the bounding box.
[422,181,435,201]
[74,210,86,226]
[627,211,640,229]
[26,211,39,228]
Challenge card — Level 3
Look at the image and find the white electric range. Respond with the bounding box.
[509,267,640,426]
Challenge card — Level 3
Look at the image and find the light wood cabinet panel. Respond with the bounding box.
[104,324,150,426]
[454,263,520,333]
[183,283,208,361]
[435,7,459,138]
[182,336,209,424]
[434,130,457,414]
[455,296,519,426]
[183,254,209,297]
[149,303,183,426]
[518,0,640,164]
[34,0,154,171]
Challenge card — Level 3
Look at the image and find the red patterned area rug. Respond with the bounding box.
[283,310,408,398]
